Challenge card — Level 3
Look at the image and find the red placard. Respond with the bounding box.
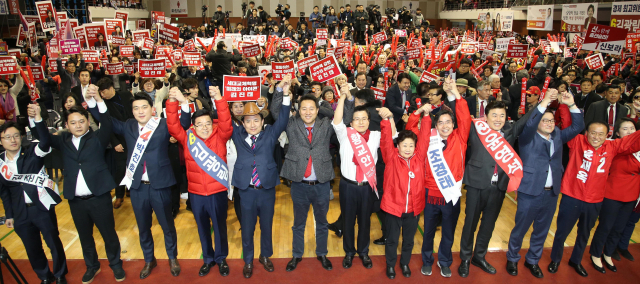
[583,24,628,55]
[115,11,129,30]
[309,56,342,82]
[73,27,88,49]
[182,52,201,66]
[137,20,146,30]
[371,87,387,103]
[106,62,124,75]
[408,38,422,49]
[395,29,407,37]
[84,23,109,52]
[626,33,640,52]
[0,57,19,75]
[419,71,439,83]
[316,29,328,40]
[105,19,124,41]
[428,61,452,75]
[120,45,134,57]
[372,31,387,44]
[48,58,67,73]
[9,0,19,15]
[584,53,604,70]
[151,11,165,25]
[159,24,180,45]
[222,75,261,102]
[60,39,81,55]
[8,49,20,58]
[30,66,45,81]
[124,65,135,74]
[425,49,441,60]
[142,38,155,50]
[82,50,99,63]
[297,55,319,75]
[271,60,296,81]
[242,43,261,58]
[133,29,150,43]
[35,1,56,32]
[172,50,183,62]
[138,59,166,78]
[406,48,421,60]
[460,42,478,54]
[111,36,126,46]
[506,44,529,58]
[184,39,196,51]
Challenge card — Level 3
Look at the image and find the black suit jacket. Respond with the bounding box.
[0,120,60,222]
[47,104,116,199]
[384,83,412,126]
[574,91,603,115]
[465,95,496,119]
[584,100,630,129]
[104,91,134,149]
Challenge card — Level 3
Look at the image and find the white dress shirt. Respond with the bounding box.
[302,123,317,181]
[332,120,381,182]
[5,143,50,203]
[74,99,108,196]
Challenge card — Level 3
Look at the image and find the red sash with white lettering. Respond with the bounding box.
[473,119,523,192]
[346,127,379,198]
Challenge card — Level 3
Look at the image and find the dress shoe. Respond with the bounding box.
[386,266,396,279]
[611,250,621,261]
[172,208,179,219]
[198,262,215,277]
[618,248,635,261]
[401,264,411,277]
[458,260,470,278]
[328,223,343,238]
[286,257,302,272]
[437,262,452,278]
[548,261,559,273]
[590,257,606,274]
[506,261,518,276]
[41,276,55,284]
[113,267,126,282]
[373,237,386,245]
[113,198,123,209]
[317,255,333,270]
[139,258,157,279]
[56,276,68,284]
[243,263,253,278]
[259,255,274,272]
[524,262,543,278]
[218,259,230,276]
[342,255,353,269]
[603,257,617,272]
[471,257,496,274]
[421,265,432,276]
[169,259,181,276]
[359,254,373,269]
[82,268,101,284]
[569,260,588,277]
[126,190,130,197]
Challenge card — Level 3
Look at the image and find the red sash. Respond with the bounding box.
[473,119,523,192]
[519,78,527,114]
[346,127,378,198]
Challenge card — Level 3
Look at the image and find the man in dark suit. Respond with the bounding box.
[0,106,67,284]
[573,78,602,114]
[347,62,373,89]
[501,61,519,89]
[231,75,291,278]
[506,91,584,278]
[96,77,134,208]
[99,92,189,279]
[458,99,535,278]
[70,69,94,105]
[385,73,413,129]
[273,88,336,272]
[466,81,496,119]
[43,85,125,283]
[57,55,80,99]
[584,85,629,138]
[205,41,243,91]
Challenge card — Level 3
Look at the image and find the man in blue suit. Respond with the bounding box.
[92,92,191,279]
[505,90,584,278]
[231,75,292,278]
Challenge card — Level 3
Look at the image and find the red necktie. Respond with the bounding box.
[304,127,313,178]
[479,101,485,118]
[608,105,614,126]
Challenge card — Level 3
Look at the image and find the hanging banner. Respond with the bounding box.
[309,56,342,82]
[271,60,296,81]
[477,12,493,31]
[611,1,640,33]
[0,57,19,75]
[84,23,109,52]
[561,3,598,32]
[115,11,129,30]
[137,19,146,30]
[138,59,166,78]
[506,44,529,58]
[159,23,180,45]
[222,75,261,102]
[496,11,513,32]
[82,50,99,63]
[35,1,56,32]
[105,19,124,41]
[60,39,81,55]
[119,45,134,57]
[527,5,554,31]
[73,26,89,49]
[583,24,628,55]
[170,0,188,17]
[584,53,604,70]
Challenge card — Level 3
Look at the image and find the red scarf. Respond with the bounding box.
[352,129,371,182]
[431,101,444,110]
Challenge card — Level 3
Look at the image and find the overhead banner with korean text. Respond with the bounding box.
[611,1,640,33]
[170,0,188,18]
[496,11,513,32]
[561,3,598,33]
[527,5,554,31]
[583,24,628,55]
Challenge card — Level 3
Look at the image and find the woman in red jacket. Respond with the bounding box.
[166,86,234,277]
[589,118,640,272]
[380,104,431,279]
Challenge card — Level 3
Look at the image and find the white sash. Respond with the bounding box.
[120,117,161,188]
[0,158,59,210]
[634,151,640,207]
[426,129,462,205]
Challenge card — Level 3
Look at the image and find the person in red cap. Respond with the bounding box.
[519,86,541,118]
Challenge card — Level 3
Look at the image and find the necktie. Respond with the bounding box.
[442,139,448,151]
[479,101,485,118]
[251,135,261,187]
[304,127,313,178]
[608,105,614,126]
[512,74,516,85]
[71,76,77,88]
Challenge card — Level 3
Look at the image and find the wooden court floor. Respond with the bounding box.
[2,174,640,262]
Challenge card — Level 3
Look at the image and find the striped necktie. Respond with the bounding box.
[251,135,261,187]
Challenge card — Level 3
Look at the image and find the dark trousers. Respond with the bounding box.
[618,210,640,250]
[68,193,122,270]
[291,181,330,258]
[354,30,365,44]
[385,212,419,267]
[339,179,375,256]
[14,206,67,280]
[108,149,127,198]
[421,193,460,267]
[233,189,242,229]
[459,186,505,260]
[590,198,636,257]
[551,195,602,264]
[507,190,558,264]
[130,184,178,262]
[239,187,275,263]
[190,191,228,264]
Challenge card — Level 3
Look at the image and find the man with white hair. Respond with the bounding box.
[488,74,511,107]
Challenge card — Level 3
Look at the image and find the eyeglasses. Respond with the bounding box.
[526,94,537,97]
[1,134,20,141]
[541,119,555,124]
[194,123,213,129]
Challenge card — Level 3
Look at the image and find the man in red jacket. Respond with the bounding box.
[548,120,640,277]
[166,86,233,278]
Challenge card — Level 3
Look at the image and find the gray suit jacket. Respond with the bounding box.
[280,116,335,183]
